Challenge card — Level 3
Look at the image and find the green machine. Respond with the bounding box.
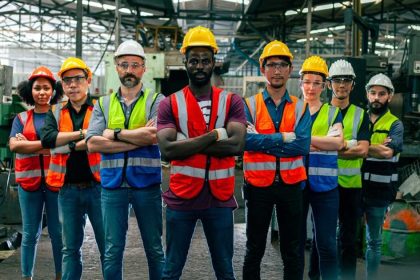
[0,64,27,243]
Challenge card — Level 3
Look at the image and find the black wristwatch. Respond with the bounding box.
[68,141,76,152]
[114,128,122,140]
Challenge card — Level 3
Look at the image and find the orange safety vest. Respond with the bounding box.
[243,93,307,187]
[46,101,101,188]
[15,109,51,191]
[169,86,235,201]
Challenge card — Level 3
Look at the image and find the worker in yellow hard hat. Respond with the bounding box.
[157,25,246,279]
[242,40,311,280]
[298,56,344,280]
[41,57,105,280]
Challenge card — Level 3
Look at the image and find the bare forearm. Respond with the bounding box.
[87,136,138,153]
[159,131,217,160]
[9,139,44,154]
[368,144,394,159]
[339,142,369,159]
[118,127,157,146]
[311,135,344,151]
[56,131,82,147]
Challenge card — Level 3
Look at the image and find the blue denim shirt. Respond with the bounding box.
[244,89,311,157]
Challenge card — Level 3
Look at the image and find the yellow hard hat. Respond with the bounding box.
[299,56,328,77]
[180,26,218,54]
[259,40,293,67]
[58,57,92,79]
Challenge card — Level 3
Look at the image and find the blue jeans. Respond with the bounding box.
[365,206,387,280]
[58,182,105,280]
[300,188,339,280]
[101,185,164,280]
[18,186,62,278]
[162,207,235,280]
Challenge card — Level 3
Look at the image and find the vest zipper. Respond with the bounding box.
[120,95,142,185]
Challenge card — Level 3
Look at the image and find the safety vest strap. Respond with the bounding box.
[308,167,338,177]
[366,156,399,163]
[338,168,361,176]
[127,157,161,168]
[15,169,42,179]
[243,161,276,171]
[208,167,235,180]
[364,173,398,184]
[15,153,38,159]
[171,165,206,178]
[279,158,305,170]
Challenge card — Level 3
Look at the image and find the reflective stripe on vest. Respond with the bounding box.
[307,105,339,192]
[362,110,399,188]
[338,105,364,188]
[15,110,52,191]
[46,101,101,188]
[99,90,162,189]
[169,86,235,201]
[243,93,307,187]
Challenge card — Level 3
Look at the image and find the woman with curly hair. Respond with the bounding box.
[9,66,64,280]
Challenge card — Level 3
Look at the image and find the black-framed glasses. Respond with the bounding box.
[117,62,145,70]
[265,62,290,70]
[62,75,86,86]
[331,77,353,85]
[187,58,213,66]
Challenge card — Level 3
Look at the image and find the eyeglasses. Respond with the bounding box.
[301,80,325,89]
[187,58,212,66]
[331,77,353,85]
[265,62,290,70]
[62,75,86,86]
[117,62,145,71]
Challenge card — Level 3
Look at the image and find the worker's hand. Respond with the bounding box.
[82,129,88,138]
[213,128,228,141]
[246,121,259,134]
[15,133,27,141]
[102,129,114,140]
[282,132,296,143]
[327,126,340,137]
[383,137,392,146]
[176,132,187,141]
[310,145,321,152]
[146,118,156,128]
[345,139,358,149]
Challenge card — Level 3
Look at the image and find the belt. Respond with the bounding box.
[67,181,95,189]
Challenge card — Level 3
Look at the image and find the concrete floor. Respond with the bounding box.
[1,216,419,280]
[1,168,419,279]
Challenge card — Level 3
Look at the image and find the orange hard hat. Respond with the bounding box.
[28,66,56,83]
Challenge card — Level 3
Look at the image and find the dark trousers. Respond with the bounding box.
[300,188,339,280]
[243,181,303,280]
[337,187,362,280]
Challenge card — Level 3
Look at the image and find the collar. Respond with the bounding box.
[63,94,94,109]
[116,85,145,103]
[262,88,292,103]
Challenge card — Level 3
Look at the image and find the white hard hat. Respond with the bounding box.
[114,40,145,58]
[328,59,356,78]
[365,73,394,93]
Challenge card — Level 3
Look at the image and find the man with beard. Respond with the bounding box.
[86,40,165,280]
[328,59,371,280]
[157,26,246,280]
[362,73,403,280]
[41,57,105,280]
[242,40,311,280]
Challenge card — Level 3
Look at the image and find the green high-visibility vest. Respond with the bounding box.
[338,104,364,188]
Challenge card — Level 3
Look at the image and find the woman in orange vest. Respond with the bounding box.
[9,66,63,280]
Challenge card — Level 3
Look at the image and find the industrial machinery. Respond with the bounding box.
[0,64,26,252]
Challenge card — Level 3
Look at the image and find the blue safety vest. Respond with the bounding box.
[307,104,340,192]
[98,90,162,188]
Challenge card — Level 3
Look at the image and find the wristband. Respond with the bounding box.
[79,129,84,140]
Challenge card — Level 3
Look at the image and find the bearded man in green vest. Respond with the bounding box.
[362,73,403,280]
[86,40,165,280]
